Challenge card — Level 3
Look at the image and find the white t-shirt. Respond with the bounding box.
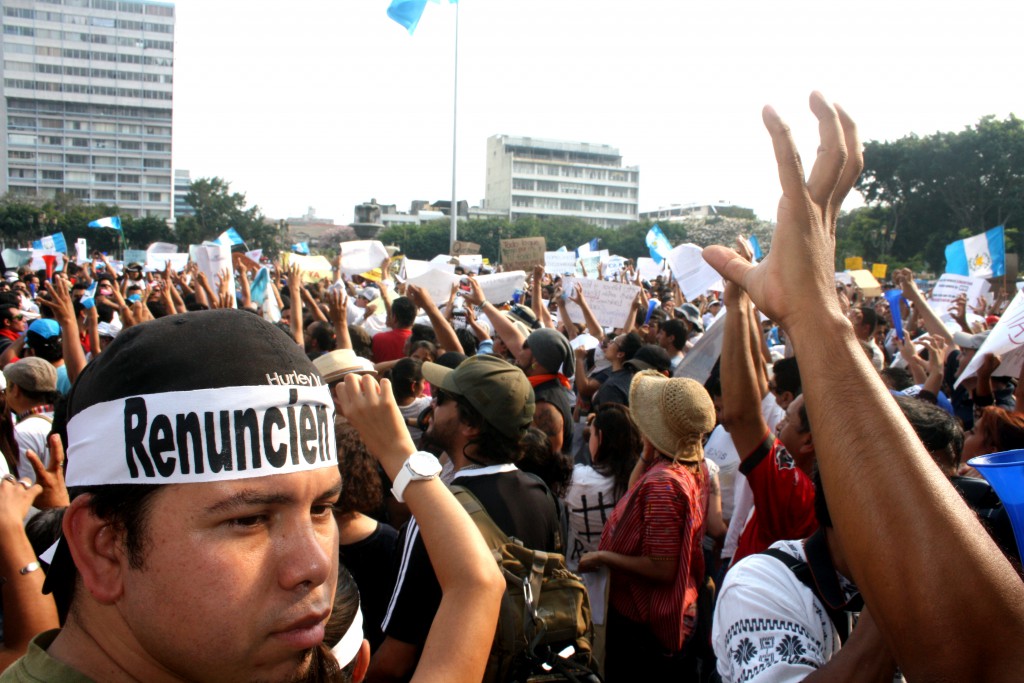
[713,539,857,683]
[398,396,432,442]
[563,464,617,572]
[14,413,53,482]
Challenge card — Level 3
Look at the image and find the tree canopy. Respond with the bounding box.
[840,114,1024,271]
[174,177,284,254]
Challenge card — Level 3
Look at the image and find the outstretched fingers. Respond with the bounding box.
[805,92,848,218]
[828,103,864,226]
[762,105,809,210]
[703,245,756,290]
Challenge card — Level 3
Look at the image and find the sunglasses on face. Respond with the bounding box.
[7,315,23,322]
[433,389,456,406]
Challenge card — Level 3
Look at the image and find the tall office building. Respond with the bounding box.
[2,0,174,218]
[485,135,639,228]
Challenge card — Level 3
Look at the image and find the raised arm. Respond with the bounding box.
[326,289,352,351]
[567,283,603,338]
[406,284,461,355]
[338,376,504,683]
[719,277,769,458]
[285,263,305,349]
[531,266,554,329]
[41,277,87,383]
[463,277,526,356]
[703,93,1024,682]
[893,268,955,346]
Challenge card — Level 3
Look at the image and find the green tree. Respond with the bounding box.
[174,177,283,254]
[857,114,1024,270]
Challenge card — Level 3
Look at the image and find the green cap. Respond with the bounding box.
[421,355,535,440]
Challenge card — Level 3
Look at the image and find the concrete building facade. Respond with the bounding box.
[2,0,174,218]
[484,135,639,228]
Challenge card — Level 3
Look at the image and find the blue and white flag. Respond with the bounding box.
[388,0,456,35]
[645,225,672,264]
[945,225,1005,279]
[749,235,763,260]
[576,238,599,257]
[88,216,122,230]
[250,267,270,305]
[292,242,310,255]
[215,228,245,247]
[32,232,67,254]
[80,281,98,310]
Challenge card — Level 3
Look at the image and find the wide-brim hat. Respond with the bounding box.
[629,370,714,463]
[314,349,377,383]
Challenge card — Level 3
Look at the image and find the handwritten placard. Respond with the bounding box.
[476,271,526,305]
[452,240,481,256]
[501,237,546,271]
[545,251,578,275]
[929,273,990,317]
[561,277,640,330]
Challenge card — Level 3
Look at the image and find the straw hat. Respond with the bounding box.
[314,349,377,383]
[628,370,715,463]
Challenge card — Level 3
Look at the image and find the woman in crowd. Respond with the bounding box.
[390,358,432,443]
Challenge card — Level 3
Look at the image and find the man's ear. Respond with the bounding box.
[799,430,815,455]
[63,495,126,605]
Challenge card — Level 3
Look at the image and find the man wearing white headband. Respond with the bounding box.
[1,310,343,683]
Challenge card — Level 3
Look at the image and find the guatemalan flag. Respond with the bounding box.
[645,224,672,264]
[945,225,1005,279]
[88,216,122,230]
[215,228,245,247]
[292,242,310,255]
[32,232,67,254]
[388,0,457,35]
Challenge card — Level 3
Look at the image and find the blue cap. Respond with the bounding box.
[27,318,60,339]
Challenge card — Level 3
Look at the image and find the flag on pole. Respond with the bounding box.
[749,234,763,260]
[215,228,245,247]
[388,0,456,35]
[945,225,1005,279]
[88,216,122,230]
[291,242,310,255]
[576,238,599,257]
[645,225,672,264]
[32,232,68,254]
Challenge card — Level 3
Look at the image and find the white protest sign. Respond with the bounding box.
[673,314,726,383]
[570,333,600,352]
[246,249,263,263]
[666,243,723,299]
[401,259,434,281]
[834,271,854,286]
[458,254,483,273]
[429,254,457,274]
[339,240,388,276]
[75,238,88,263]
[30,249,63,273]
[545,251,577,275]
[146,253,189,272]
[408,268,461,305]
[147,241,177,255]
[957,289,1024,387]
[561,277,640,330]
[637,257,664,281]
[191,242,236,307]
[576,254,601,278]
[475,271,526,305]
[928,274,990,318]
[605,255,627,278]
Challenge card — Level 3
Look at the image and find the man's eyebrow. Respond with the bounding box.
[205,490,295,514]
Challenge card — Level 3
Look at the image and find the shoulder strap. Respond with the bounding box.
[760,545,851,642]
[449,484,513,552]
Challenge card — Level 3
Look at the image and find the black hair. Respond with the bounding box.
[773,356,802,396]
[591,403,642,500]
[456,396,522,466]
[26,331,63,362]
[659,319,687,351]
[880,366,915,392]
[320,563,361,682]
[391,297,416,328]
[455,327,478,356]
[858,306,879,335]
[892,394,964,474]
[410,324,437,346]
[306,321,336,353]
[617,331,643,362]
[390,358,423,402]
[348,325,373,361]
[517,427,572,498]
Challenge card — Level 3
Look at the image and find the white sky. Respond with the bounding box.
[170,0,1023,225]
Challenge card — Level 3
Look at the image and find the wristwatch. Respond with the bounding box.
[391,451,442,503]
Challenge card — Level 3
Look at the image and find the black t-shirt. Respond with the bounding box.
[339,521,399,652]
[533,379,574,455]
[593,368,633,408]
[382,468,562,646]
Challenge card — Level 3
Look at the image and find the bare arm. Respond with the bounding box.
[41,278,87,383]
[285,264,304,349]
[338,376,505,683]
[567,283,603,338]
[326,289,352,351]
[463,278,526,356]
[893,268,955,346]
[531,266,553,329]
[703,94,1024,682]
[719,279,769,458]
[407,285,461,355]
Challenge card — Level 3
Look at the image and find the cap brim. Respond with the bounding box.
[421,361,460,396]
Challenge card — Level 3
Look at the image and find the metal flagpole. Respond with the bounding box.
[449,1,460,252]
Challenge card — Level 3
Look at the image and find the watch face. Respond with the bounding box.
[408,452,441,477]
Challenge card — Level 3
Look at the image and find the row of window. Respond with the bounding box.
[8,117,169,138]
[5,60,173,83]
[511,195,637,214]
[5,42,173,66]
[4,6,172,31]
[34,0,174,17]
[7,136,169,154]
[5,78,173,100]
[7,97,171,121]
[511,162,638,183]
[6,174,168,201]
[3,25,173,51]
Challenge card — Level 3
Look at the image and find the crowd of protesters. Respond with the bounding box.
[0,96,1022,683]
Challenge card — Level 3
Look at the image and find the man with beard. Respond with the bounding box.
[367,355,563,683]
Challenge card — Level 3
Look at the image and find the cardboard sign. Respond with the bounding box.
[339,240,388,276]
[476,271,526,305]
[452,240,481,256]
[848,269,882,297]
[561,277,640,330]
[666,243,723,299]
[929,274,990,316]
[845,256,864,271]
[872,263,888,279]
[281,252,333,283]
[545,251,578,275]
[501,237,546,271]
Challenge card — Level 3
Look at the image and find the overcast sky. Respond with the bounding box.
[170,0,1023,226]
